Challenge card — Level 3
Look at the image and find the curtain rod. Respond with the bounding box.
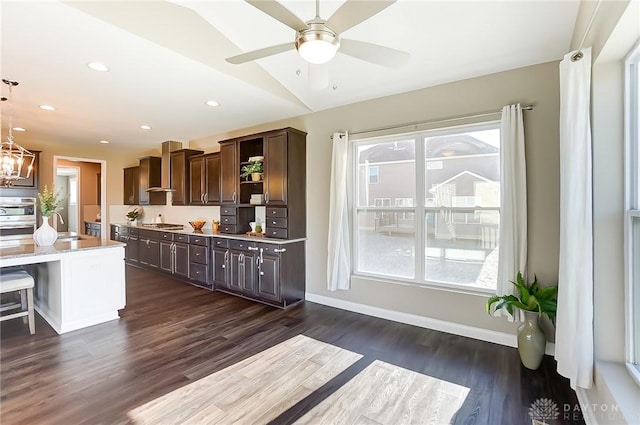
[344,105,533,138]
[571,0,602,62]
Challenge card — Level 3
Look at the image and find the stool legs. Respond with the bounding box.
[20,289,28,324]
[26,287,35,335]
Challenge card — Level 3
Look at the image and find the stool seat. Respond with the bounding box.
[0,270,35,334]
[1,271,35,292]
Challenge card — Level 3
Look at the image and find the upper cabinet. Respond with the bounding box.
[138,156,165,205]
[189,152,220,205]
[171,149,203,206]
[123,166,139,205]
[218,127,306,238]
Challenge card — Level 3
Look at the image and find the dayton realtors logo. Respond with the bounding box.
[529,398,560,424]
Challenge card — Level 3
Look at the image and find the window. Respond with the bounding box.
[69,177,78,205]
[368,166,379,184]
[353,123,500,291]
[625,41,640,385]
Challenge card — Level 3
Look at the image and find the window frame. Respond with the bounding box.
[351,120,501,295]
[624,40,640,387]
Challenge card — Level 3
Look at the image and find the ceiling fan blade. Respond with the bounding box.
[226,42,296,64]
[326,0,395,34]
[246,0,308,31]
[340,39,409,68]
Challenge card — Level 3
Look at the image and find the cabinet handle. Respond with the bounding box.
[222,251,228,268]
[146,240,150,246]
[232,191,237,203]
[201,193,205,203]
[274,248,286,253]
[265,191,269,203]
[272,221,277,225]
[239,253,244,264]
[247,246,258,251]
[272,209,277,215]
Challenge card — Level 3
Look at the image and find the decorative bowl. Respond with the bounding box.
[189,220,206,231]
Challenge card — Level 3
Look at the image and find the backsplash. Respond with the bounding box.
[109,204,266,231]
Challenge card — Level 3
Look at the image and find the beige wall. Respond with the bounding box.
[192,60,562,338]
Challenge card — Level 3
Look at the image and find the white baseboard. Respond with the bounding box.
[576,387,599,425]
[305,292,555,356]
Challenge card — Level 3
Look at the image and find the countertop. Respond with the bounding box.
[112,223,306,245]
[0,234,125,262]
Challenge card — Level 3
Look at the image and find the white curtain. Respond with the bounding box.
[555,47,594,390]
[496,104,528,321]
[327,132,351,291]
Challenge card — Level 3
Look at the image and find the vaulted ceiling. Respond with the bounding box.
[1,0,581,150]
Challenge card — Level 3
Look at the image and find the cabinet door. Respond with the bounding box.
[264,132,287,205]
[212,247,228,287]
[240,251,256,294]
[171,152,187,205]
[123,167,139,205]
[127,235,139,263]
[138,159,150,205]
[139,238,159,268]
[204,153,221,204]
[220,142,238,204]
[189,156,204,205]
[257,251,281,302]
[174,242,189,278]
[229,251,243,292]
[160,241,173,273]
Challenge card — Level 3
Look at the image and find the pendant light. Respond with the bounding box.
[1,79,35,187]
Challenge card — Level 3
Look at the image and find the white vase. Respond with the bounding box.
[33,216,58,246]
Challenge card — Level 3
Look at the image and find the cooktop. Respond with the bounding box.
[139,223,184,230]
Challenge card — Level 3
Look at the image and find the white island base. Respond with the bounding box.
[0,239,126,334]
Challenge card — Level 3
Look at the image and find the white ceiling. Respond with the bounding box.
[1,0,581,151]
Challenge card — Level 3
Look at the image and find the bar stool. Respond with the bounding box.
[0,269,35,334]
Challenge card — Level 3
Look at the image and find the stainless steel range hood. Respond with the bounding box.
[146,140,182,192]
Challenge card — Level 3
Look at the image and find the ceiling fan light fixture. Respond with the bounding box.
[296,26,339,65]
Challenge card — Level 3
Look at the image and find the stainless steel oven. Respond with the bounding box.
[0,197,37,238]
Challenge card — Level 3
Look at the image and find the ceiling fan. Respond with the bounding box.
[225,0,410,68]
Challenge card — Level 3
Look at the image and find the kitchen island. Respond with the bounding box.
[0,236,126,334]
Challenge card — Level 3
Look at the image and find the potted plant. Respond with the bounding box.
[126,206,143,225]
[486,272,558,370]
[240,161,263,182]
[34,185,64,246]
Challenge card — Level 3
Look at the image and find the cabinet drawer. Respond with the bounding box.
[229,240,254,251]
[267,217,287,228]
[189,263,209,284]
[220,224,238,234]
[138,229,159,240]
[189,235,209,246]
[189,244,209,264]
[266,207,287,218]
[220,215,237,225]
[266,228,288,239]
[160,232,174,241]
[220,206,237,216]
[129,228,139,236]
[212,238,228,248]
[114,226,129,236]
[174,233,189,243]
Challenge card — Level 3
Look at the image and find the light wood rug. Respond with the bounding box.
[128,335,469,424]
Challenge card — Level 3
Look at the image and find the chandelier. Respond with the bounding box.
[1,79,35,187]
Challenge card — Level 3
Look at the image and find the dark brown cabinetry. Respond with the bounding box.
[159,232,189,279]
[138,229,160,268]
[220,142,238,205]
[84,221,101,237]
[189,234,211,288]
[138,156,165,205]
[170,149,203,206]
[189,152,220,205]
[123,166,139,205]
[111,225,139,263]
[213,239,305,308]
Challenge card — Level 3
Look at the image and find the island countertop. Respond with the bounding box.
[0,236,125,264]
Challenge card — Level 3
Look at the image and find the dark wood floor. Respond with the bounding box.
[1,266,583,425]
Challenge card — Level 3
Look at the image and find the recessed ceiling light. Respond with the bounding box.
[87,62,110,72]
[205,100,220,107]
[12,127,26,132]
[40,105,55,111]
[99,140,109,144]
[140,125,152,130]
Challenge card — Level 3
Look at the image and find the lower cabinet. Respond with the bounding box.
[111,224,304,308]
[213,238,305,308]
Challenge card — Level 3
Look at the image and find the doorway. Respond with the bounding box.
[53,156,107,239]
[55,166,79,232]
